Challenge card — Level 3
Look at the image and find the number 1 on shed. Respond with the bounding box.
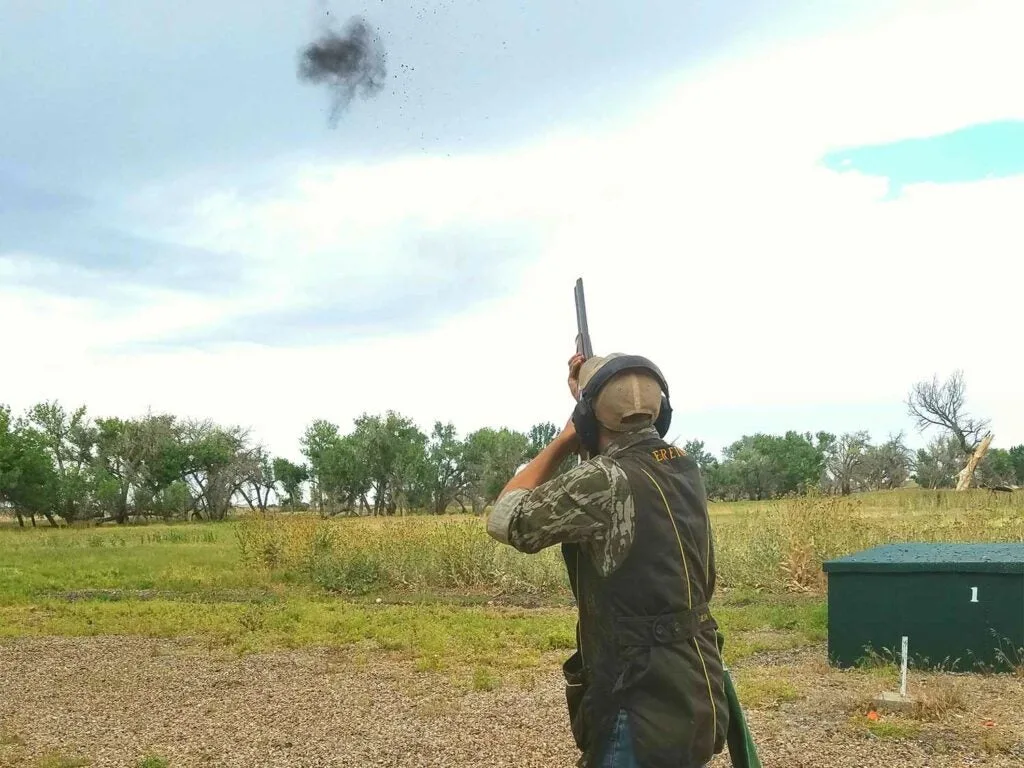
[970,587,979,603]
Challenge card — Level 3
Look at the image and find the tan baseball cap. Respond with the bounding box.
[578,353,663,432]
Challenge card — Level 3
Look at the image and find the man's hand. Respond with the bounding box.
[568,353,585,402]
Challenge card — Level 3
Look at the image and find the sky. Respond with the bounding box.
[2,0,1023,463]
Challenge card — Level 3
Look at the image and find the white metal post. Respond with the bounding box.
[900,636,909,697]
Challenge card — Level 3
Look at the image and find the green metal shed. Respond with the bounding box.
[822,543,1024,672]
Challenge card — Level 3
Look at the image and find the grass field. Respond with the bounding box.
[2,490,1023,766]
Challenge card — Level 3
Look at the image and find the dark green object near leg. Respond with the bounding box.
[717,632,761,768]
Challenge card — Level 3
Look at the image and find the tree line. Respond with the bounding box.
[2,371,1021,526]
[0,401,573,526]
[693,370,1024,500]
[688,430,1022,501]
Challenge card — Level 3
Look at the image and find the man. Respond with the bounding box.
[486,352,729,768]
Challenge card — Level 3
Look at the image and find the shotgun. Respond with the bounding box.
[574,278,593,360]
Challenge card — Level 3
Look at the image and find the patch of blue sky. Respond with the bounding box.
[820,120,1024,199]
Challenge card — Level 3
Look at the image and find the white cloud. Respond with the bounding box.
[4,0,1023,459]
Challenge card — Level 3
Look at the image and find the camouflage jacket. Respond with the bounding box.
[486,427,662,577]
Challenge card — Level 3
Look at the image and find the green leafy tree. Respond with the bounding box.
[319,434,372,513]
[238,447,278,513]
[179,419,256,521]
[299,419,342,512]
[94,414,188,523]
[25,401,98,522]
[863,433,912,490]
[527,422,558,457]
[423,421,468,514]
[977,448,1017,488]
[0,405,59,526]
[272,457,309,509]
[721,436,775,500]
[463,427,531,511]
[912,435,961,489]
[1008,445,1024,485]
[774,431,829,495]
[349,411,428,515]
[682,440,717,473]
[707,431,827,500]
[823,431,871,496]
[525,421,576,478]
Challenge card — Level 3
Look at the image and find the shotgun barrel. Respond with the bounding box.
[574,278,593,360]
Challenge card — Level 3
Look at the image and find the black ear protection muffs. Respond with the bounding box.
[571,354,673,457]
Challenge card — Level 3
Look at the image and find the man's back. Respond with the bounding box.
[563,430,728,767]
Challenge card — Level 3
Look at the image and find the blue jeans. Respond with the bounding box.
[600,710,710,768]
[601,710,640,768]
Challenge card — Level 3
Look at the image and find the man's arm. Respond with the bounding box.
[485,352,628,553]
[486,451,631,555]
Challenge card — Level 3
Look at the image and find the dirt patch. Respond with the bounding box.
[730,647,1024,767]
[1,638,1022,767]
[0,636,577,768]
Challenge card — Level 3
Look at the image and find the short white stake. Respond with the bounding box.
[900,636,909,698]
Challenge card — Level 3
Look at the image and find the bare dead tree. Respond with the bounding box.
[905,370,990,459]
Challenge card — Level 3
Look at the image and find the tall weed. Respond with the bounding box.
[235,489,1024,597]
[234,513,567,595]
[714,489,1024,593]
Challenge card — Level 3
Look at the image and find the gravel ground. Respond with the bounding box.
[1,637,1022,767]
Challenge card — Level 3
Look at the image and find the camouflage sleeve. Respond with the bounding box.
[486,456,633,557]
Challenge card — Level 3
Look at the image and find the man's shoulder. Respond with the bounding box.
[486,455,633,551]
[571,452,622,474]
[549,454,633,511]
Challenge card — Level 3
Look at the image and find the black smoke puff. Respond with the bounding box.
[298,16,386,125]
